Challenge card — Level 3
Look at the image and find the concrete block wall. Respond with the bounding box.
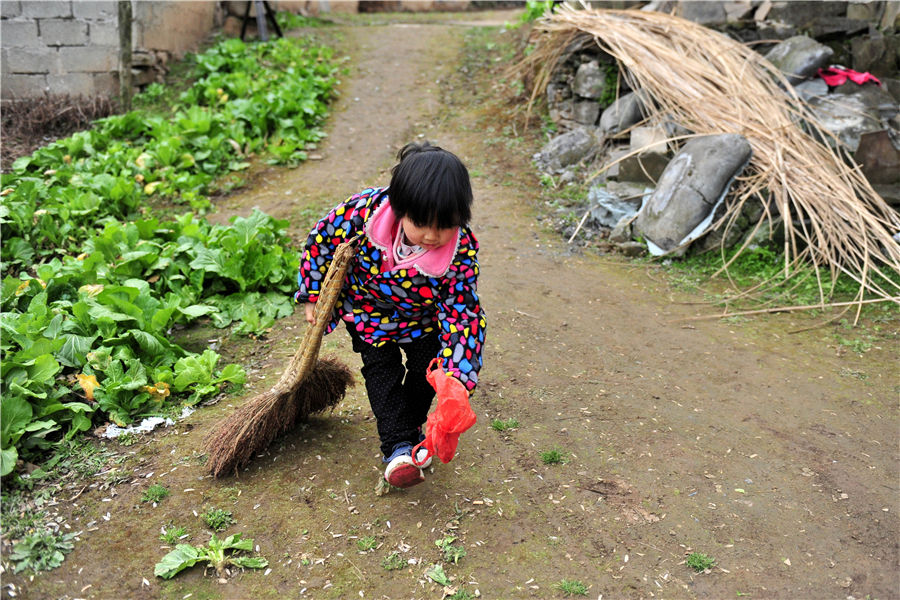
[1,1,220,100]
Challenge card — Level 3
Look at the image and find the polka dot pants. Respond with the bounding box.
[346,322,442,458]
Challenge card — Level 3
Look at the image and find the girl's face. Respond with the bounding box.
[400,217,457,251]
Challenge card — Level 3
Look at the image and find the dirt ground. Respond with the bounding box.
[8,11,899,600]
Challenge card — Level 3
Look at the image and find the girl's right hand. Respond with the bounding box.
[304,302,316,325]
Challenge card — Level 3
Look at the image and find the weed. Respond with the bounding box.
[117,432,138,447]
[159,526,189,545]
[554,579,588,596]
[201,507,236,532]
[448,589,476,600]
[435,535,467,564]
[141,484,170,504]
[357,535,377,552]
[540,447,568,465]
[491,417,520,432]
[382,552,405,571]
[686,551,715,572]
[9,532,75,573]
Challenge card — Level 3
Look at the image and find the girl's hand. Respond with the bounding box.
[304,302,316,325]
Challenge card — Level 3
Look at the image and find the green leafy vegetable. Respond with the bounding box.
[154,533,268,579]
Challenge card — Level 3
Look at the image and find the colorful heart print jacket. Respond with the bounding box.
[294,187,486,391]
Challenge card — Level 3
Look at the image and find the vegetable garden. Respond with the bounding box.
[1,35,340,477]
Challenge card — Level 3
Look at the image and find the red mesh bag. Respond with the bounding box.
[412,359,476,466]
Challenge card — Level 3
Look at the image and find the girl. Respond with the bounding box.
[295,142,486,488]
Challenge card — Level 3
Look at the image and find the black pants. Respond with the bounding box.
[345,322,442,457]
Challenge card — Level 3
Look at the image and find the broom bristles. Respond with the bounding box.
[203,357,355,478]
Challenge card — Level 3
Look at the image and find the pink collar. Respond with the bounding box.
[365,197,460,277]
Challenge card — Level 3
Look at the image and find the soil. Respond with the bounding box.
[6,11,899,600]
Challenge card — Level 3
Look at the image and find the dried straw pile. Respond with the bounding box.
[514,6,900,318]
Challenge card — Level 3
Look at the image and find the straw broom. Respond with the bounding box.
[512,7,900,319]
[203,237,358,477]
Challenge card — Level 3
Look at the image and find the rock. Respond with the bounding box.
[618,153,670,185]
[586,186,644,228]
[609,214,634,244]
[767,1,848,27]
[873,184,900,206]
[630,125,668,155]
[573,100,601,126]
[636,134,753,253]
[808,91,884,152]
[680,1,728,25]
[598,92,645,135]
[764,36,834,86]
[807,17,868,40]
[573,61,607,99]
[695,194,768,252]
[855,130,900,185]
[756,22,799,42]
[793,78,828,102]
[662,118,693,139]
[558,170,577,186]
[618,241,646,257]
[851,35,900,80]
[884,78,900,104]
[537,128,599,173]
[549,99,574,125]
[604,148,630,180]
[723,1,755,22]
[547,81,572,104]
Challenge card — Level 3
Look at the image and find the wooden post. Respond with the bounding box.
[118,0,132,112]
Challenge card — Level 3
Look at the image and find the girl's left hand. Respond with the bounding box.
[304,302,316,325]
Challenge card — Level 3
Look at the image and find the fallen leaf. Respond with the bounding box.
[77,374,99,401]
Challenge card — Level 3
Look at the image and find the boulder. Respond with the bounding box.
[852,35,900,80]
[598,92,645,135]
[808,91,884,152]
[609,214,635,244]
[764,36,834,86]
[806,17,868,40]
[573,100,601,126]
[618,153,670,185]
[855,130,900,185]
[536,128,599,173]
[679,1,728,25]
[792,78,828,102]
[766,1,848,26]
[636,134,753,254]
[573,61,607,100]
[586,185,645,228]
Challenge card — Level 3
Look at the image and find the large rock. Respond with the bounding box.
[598,92,646,135]
[766,1,848,26]
[573,100,601,126]
[536,128,599,173]
[808,90,885,152]
[573,61,607,99]
[618,153,670,185]
[636,134,753,253]
[764,36,834,86]
[855,130,900,185]
[586,185,646,228]
[679,1,727,26]
[852,35,900,80]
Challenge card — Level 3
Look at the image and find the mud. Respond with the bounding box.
[9,11,899,600]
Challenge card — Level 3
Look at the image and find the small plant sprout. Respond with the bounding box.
[686,551,715,572]
[490,417,519,432]
[357,535,377,552]
[382,552,405,571]
[554,579,588,596]
[539,447,568,465]
[154,533,267,579]
[141,484,170,504]
[435,535,466,564]
[201,507,236,532]
[159,526,189,545]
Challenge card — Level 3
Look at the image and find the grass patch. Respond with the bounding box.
[159,525,190,545]
[539,447,568,465]
[686,551,715,572]
[491,417,520,432]
[201,507,236,532]
[554,579,588,596]
[141,483,171,503]
[357,535,377,552]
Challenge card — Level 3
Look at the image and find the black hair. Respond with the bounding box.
[388,141,473,229]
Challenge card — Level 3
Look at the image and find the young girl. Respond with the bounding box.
[295,142,486,488]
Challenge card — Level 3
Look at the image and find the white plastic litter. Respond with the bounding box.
[102,407,195,439]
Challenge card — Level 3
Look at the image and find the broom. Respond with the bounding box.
[203,237,359,477]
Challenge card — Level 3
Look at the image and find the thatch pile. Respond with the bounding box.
[513,6,900,319]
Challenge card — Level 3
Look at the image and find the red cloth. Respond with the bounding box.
[412,359,476,465]
[817,67,881,87]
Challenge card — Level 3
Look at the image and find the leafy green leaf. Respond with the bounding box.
[154,544,202,579]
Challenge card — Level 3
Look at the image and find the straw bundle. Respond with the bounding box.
[514,6,900,318]
[203,238,358,477]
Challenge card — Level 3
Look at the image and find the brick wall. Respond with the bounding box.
[1,1,220,100]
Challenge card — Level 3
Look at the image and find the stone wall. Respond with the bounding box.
[1,1,221,100]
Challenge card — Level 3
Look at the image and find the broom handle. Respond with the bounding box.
[279,236,359,388]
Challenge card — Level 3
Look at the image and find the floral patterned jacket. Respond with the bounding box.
[294,187,486,391]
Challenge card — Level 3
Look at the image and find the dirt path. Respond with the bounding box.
[16,14,898,600]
